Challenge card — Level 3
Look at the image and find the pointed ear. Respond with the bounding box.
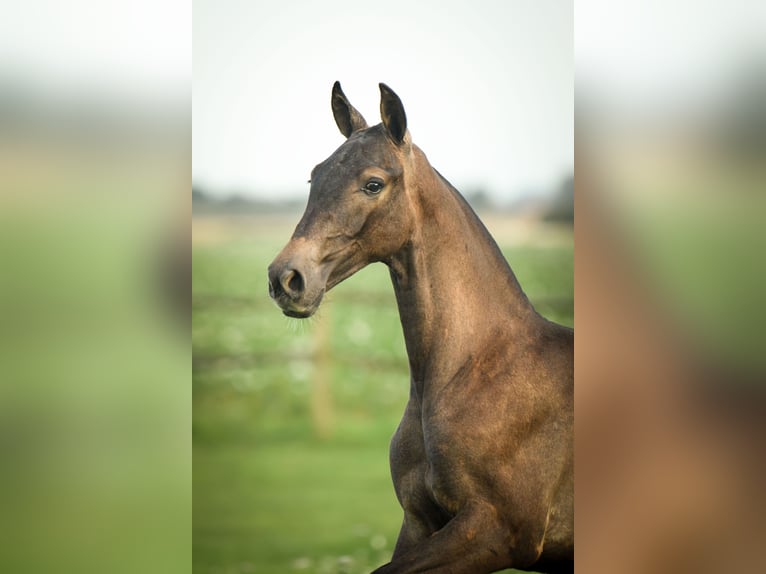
[379,83,407,145]
[331,81,368,138]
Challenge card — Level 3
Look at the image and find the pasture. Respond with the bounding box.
[193,213,573,574]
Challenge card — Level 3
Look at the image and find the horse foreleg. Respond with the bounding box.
[371,502,528,574]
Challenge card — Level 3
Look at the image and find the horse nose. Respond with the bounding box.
[268,263,305,301]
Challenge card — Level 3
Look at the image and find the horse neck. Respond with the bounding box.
[387,148,535,396]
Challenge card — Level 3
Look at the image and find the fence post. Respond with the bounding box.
[311,307,334,440]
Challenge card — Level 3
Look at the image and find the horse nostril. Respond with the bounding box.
[288,270,304,293]
[281,268,305,298]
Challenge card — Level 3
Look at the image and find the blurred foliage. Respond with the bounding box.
[192,216,572,574]
[544,174,574,224]
[0,124,189,574]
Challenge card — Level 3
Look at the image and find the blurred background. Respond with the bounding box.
[7,1,764,573]
[192,1,572,574]
[0,1,189,574]
[576,1,766,572]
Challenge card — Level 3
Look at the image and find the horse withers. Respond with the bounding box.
[268,83,573,574]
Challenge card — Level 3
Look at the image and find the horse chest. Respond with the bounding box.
[390,400,482,519]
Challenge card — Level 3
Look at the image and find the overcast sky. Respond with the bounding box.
[193,0,573,200]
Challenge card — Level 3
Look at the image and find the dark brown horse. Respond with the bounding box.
[268,83,573,574]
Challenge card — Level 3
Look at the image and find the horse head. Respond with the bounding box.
[268,82,414,318]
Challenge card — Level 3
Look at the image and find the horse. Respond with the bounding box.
[268,82,573,574]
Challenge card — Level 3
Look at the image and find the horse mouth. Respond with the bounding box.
[283,306,316,319]
[269,289,324,319]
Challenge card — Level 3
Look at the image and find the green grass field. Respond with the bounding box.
[193,214,573,574]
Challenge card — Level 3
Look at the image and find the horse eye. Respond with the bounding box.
[363,180,384,195]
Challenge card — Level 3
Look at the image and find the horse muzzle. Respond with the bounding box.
[267,245,326,318]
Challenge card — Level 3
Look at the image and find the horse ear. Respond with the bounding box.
[379,83,407,145]
[331,81,368,138]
